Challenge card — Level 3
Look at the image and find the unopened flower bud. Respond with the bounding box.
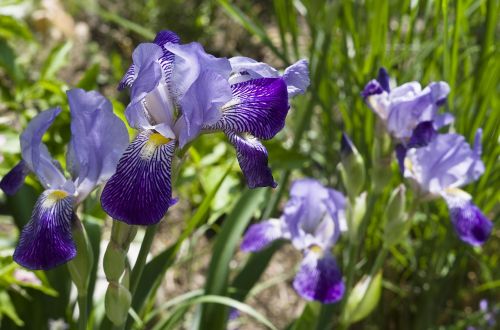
[339,133,366,199]
[103,243,126,282]
[111,220,137,247]
[105,283,131,326]
[67,217,93,294]
[344,272,382,325]
[371,128,392,193]
[346,192,367,239]
[383,185,409,247]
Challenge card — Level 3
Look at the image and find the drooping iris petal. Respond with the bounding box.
[13,189,76,270]
[210,78,289,140]
[175,70,233,147]
[386,81,450,139]
[66,89,129,203]
[124,43,164,130]
[403,132,485,194]
[407,121,437,148]
[226,131,276,188]
[0,160,30,195]
[240,219,283,252]
[444,194,492,246]
[293,252,344,304]
[100,130,176,225]
[20,107,67,190]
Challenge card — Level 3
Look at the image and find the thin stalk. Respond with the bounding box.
[78,294,88,330]
[130,223,159,295]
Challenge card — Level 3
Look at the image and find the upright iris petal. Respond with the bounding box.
[362,68,452,140]
[13,190,76,270]
[241,179,346,303]
[101,130,176,225]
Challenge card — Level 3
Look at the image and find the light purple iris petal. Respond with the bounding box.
[124,43,164,129]
[66,89,129,203]
[20,108,67,190]
[13,190,76,270]
[445,197,492,246]
[210,78,289,140]
[0,160,30,195]
[176,70,233,147]
[226,131,276,188]
[228,57,310,97]
[293,252,344,304]
[386,81,450,139]
[433,113,454,129]
[404,132,485,194]
[241,219,282,252]
[283,179,344,250]
[100,130,176,225]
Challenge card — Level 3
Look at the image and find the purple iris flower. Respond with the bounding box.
[401,130,493,246]
[241,179,346,304]
[0,89,129,270]
[362,68,453,141]
[101,30,309,226]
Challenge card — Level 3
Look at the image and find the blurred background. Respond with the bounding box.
[0,0,498,329]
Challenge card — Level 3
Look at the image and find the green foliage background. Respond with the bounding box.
[0,0,498,329]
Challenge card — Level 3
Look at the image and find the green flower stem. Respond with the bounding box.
[130,223,158,296]
[78,294,88,330]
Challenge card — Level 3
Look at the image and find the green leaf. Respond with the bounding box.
[198,188,266,329]
[0,37,21,82]
[290,302,320,330]
[77,63,100,90]
[0,291,24,326]
[41,42,73,80]
[155,295,277,330]
[0,15,32,41]
[344,271,383,325]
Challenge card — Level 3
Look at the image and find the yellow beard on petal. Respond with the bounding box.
[140,133,171,160]
[309,244,324,257]
[42,190,69,208]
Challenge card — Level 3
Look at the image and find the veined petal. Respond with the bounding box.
[20,108,67,189]
[100,131,176,225]
[153,30,181,82]
[210,78,289,140]
[443,192,492,246]
[283,59,310,97]
[241,219,283,252]
[0,160,30,195]
[293,251,344,304]
[13,189,76,270]
[226,131,276,188]
[66,89,129,203]
[153,30,181,47]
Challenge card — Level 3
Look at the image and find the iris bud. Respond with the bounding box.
[339,133,366,199]
[346,192,367,239]
[371,126,392,193]
[105,283,132,326]
[383,185,409,248]
[103,243,126,282]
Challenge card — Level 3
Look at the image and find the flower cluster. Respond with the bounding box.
[241,179,346,303]
[0,89,129,269]
[363,68,492,246]
[101,30,310,226]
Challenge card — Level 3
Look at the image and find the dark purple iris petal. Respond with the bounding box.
[13,190,76,270]
[395,144,407,174]
[450,202,492,246]
[408,121,437,148]
[293,252,345,304]
[361,80,384,98]
[340,132,356,159]
[153,30,181,47]
[101,131,176,225]
[211,78,289,140]
[240,219,282,252]
[118,65,136,91]
[376,67,390,93]
[0,160,30,195]
[226,131,277,189]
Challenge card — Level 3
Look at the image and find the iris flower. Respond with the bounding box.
[101,30,309,226]
[241,179,345,303]
[362,68,453,141]
[401,128,492,246]
[0,89,129,270]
